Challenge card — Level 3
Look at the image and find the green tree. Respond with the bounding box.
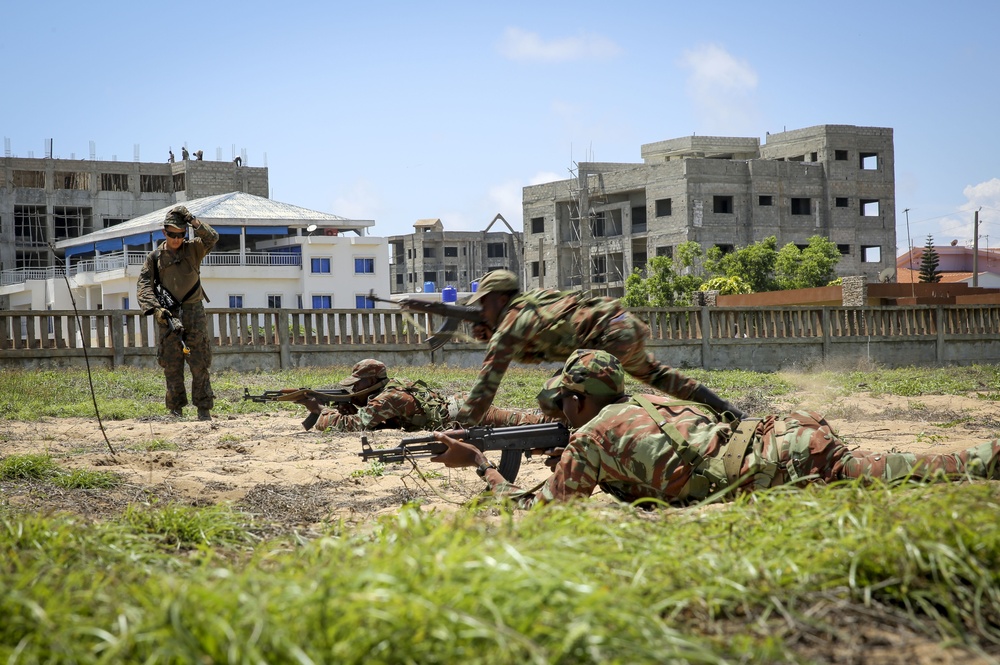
[706,236,779,293]
[621,242,706,307]
[700,275,753,295]
[919,235,941,283]
[775,235,842,289]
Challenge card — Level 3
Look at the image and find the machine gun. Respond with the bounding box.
[366,290,483,351]
[359,422,570,483]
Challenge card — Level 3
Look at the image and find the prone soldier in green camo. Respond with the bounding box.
[287,359,553,433]
[455,269,746,427]
[137,205,219,421]
[431,349,1000,507]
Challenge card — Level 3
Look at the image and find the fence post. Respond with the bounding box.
[277,311,291,369]
[936,306,945,363]
[822,308,831,361]
[700,306,711,369]
[110,312,124,368]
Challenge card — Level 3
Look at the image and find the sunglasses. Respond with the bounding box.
[164,230,186,239]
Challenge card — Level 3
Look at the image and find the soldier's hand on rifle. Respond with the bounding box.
[429,432,485,468]
[278,389,323,415]
[472,323,492,342]
[154,308,170,325]
[533,446,565,471]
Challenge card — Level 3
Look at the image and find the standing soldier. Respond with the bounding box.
[455,269,745,426]
[137,205,219,420]
[287,359,553,432]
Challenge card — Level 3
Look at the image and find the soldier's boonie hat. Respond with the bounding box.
[465,269,520,305]
[163,208,186,229]
[558,349,624,397]
[340,358,388,386]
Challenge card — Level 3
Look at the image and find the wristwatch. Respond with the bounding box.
[475,460,498,478]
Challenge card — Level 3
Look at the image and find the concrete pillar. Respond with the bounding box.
[841,275,868,307]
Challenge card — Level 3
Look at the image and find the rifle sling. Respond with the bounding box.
[631,395,756,493]
[151,247,207,311]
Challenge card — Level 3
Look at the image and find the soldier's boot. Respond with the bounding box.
[197,408,212,422]
[169,408,183,417]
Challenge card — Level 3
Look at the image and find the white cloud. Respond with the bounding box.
[926,178,1000,247]
[497,27,621,63]
[529,171,563,186]
[678,44,759,134]
[330,179,382,220]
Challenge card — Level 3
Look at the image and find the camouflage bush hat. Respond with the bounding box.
[340,359,388,386]
[555,349,625,397]
[465,269,519,305]
[163,206,188,229]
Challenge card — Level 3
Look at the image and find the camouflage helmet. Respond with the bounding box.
[340,358,388,386]
[465,269,519,305]
[556,349,625,397]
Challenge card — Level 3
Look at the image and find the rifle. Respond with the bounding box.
[367,290,483,351]
[243,378,389,430]
[359,422,570,483]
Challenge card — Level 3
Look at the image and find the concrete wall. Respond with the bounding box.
[4,305,1000,373]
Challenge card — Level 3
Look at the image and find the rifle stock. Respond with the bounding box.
[358,422,570,483]
[367,290,483,351]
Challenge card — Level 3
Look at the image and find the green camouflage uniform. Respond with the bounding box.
[315,379,551,432]
[492,350,1000,506]
[137,217,218,412]
[526,396,1000,506]
[457,287,701,425]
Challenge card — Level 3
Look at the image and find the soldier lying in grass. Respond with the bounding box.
[430,349,1000,506]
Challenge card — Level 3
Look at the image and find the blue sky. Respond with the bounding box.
[4,1,999,255]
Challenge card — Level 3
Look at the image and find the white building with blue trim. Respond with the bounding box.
[0,191,389,313]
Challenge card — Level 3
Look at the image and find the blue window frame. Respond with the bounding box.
[311,257,331,274]
[312,295,332,309]
[354,257,375,274]
[229,295,244,308]
[355,295,374,309]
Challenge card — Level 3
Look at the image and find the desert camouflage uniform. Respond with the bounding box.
[137,220,219,412]
[315,379,550,432]
[523,397,1000,505]
[457,288,702,425]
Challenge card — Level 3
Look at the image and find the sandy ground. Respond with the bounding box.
[2,382,999,663]
[2,383,999,534]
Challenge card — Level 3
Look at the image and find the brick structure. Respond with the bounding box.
[522,125,896,298]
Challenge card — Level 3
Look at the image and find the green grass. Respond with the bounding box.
[1,482,999,662]
[0,453,123,490]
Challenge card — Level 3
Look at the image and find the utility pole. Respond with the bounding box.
[904,208,914,297]
[973,208,981,287]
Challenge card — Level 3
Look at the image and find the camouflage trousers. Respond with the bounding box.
[156,302,214,411]
[743,410,1000,489]
[448,393,554,428]
[594,313,700,399]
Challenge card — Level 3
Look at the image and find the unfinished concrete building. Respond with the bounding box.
[389,215,522,294]
[0,147,268,287]
[522,124,896,297]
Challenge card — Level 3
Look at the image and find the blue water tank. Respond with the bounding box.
[470,281,479,293]
[423,281,436,293]
[441,285,457,303]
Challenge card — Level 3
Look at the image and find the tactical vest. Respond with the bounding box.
[387,379,450,430]
[630,395,761,502]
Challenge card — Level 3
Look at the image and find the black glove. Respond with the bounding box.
[689,384,747,422]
